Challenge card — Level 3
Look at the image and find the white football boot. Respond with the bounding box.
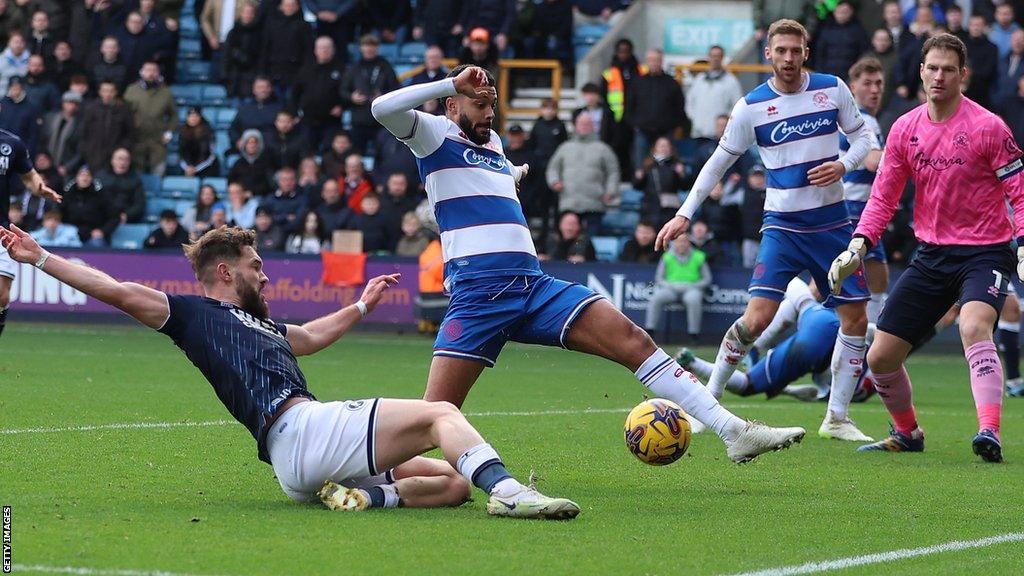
[818,410,874,442]
[486,473,580,520]
[725,421,806,464]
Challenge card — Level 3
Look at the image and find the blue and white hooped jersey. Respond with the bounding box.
[719,72,865,233]
[400,113,540,289]
[839,110,883,220]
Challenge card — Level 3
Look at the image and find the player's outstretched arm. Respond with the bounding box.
[20,170,62,203]
[655,146,738,250]
[0,224,168,328]
[285,274,401,356]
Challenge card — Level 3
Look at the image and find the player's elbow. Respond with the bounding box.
[370,95,388,122]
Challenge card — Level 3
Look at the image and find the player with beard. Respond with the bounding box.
[370,64,806,464]
[0,224,581,519]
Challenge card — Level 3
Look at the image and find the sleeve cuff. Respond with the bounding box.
[854,233,873,251]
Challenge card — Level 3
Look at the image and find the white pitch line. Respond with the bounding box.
[722,532,1024,576]
[12,564,225,576]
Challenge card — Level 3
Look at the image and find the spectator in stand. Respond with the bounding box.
[51,42,83,92]
[572,82,615,145]
[395,212,432,257]
[61,165,111,246]
[529,98,568,160]
[254,206,285,251]
[144,209,189,249]
[90,37,128,91]
[413,1,461,56]
[380,172,422,234]
[178,106,219,177]
[901,0,945,27]
[543,211,596,262]
[229,129,273,197]
[945,4,967,40]
[531,0,573,70]
[351,192,393,253]
[505,124,552,243]
[1000,75,1024,148]
[685,45,742,140]
[341,153,374,213]
[137,0,179,82]
[265,167,308,230]
[14,174,54,233]
[116,12,160,78]
[321,129,354,179]
[865,28,898,112]
[97,148,146,236]
[995,29,1024,108]
[182,184,223,236]
[812,2,869,80]
[286,210,330,255]
[882,1,908,49]
[365,0,412,44]
[373,124,421,192]
[858,0,888,35]
[31,150,62,195]
[23,55,59,114]
[689,219,724,267]
[41,91,82,179]
[458,27,500,78]
[739,165,767,268]
[315,179,354,233]
[228,76,282,146]
[0,77,40,153]
[619,220,660,264]
[0,32,29,95]
[123,61,176,174]
[572,0,628,28]
[459,0,515,54]
[752,0,818,42]
[221,2,262,98]
[894,5,935,101]
[601,38,645,178]
[200,0,256,77]
[81,81,133,171]
[31,209,83,248]
[340,34,398,153]
[0,2,24,48]
[264,109,307,172]
[546,112,619,234]
[633,136,686,227]
[309,1,362,60]
[298,156,327,205]
[292,36,345,150]
[223,181,258,229]
[626,48,685,171]
[408,46,449,87]
[259,0,312,93]
[963,14,999,111]
[990,4,1021,58]
[643,234,710,343]
[694,114,751,185]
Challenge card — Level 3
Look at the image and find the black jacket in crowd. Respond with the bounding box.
[61,179,111,242]
[340,56,399,128]
[260,9,314,88]
[626,71,685,136]
[222,18,264,97]
[811,18,869,80]
[292,58,346,126]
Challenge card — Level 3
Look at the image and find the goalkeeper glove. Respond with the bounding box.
[1017,244,1024,282]
[828,237,868,296]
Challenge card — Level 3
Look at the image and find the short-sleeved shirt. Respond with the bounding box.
[158,295,315,463]
[0,128,33,227]
[720,73,865,232]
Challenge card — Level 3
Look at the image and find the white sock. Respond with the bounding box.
[686,354,748,394]
[380,483,401,508]
[708,320,756,400]
[491,477,525,498]
[753,299,796,351]
[998,320,1020,333]
[827,331,867,420]
[867,292,886,325]
[636,348,745,442]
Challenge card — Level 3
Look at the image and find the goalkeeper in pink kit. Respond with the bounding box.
[829,34,1024,462]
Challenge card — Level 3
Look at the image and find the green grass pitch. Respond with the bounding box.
[2,323,1023,575]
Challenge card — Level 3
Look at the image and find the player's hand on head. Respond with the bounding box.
[807,161,846,187]
[0,224,44,264]
[655,216,689,252]
[358,273,402,314]
[454,66,491,99]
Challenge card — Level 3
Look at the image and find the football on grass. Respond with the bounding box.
[624,398,691,465]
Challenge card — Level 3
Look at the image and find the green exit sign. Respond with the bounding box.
[664,18,755,56]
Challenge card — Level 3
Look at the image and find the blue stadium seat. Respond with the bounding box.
[111,223,153,249]
[145,198,178,222]
[575,24,610,42]
[178,37,202,60]
[215,107,237,130]
[176,107,189,123]
[395,64,416,79]
[171,84,203,106]
[161,176,200,199]
[379,43,399,62]
[225,154,239,170]
[601,210,640,235]
[347,43,360,62]
[140,174,161,194]
[592,236,620,262]
[201,84,229,106]
[202,177,227,196]
[177,60,211,83]
[214,131,230,158]
[398,42,427,63]
[620,188,643,210]
[165,152,182,175]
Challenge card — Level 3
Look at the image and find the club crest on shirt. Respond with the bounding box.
[812,91,830,108]
[1005,137,1022,157]
[954,131,969,148]
[0,144,10,156]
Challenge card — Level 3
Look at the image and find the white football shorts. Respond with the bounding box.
[266,398,394,502]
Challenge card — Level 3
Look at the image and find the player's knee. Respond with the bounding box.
[443,474,472,506]
[622,322,657,360]
[742,312,772,336]
[959,319,993,347]
[866,345,900,374]
[840,313,868,336]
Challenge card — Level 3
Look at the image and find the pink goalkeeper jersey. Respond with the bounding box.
[856,97,1024,246]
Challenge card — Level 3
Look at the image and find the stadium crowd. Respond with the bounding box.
[0,0,1020,270]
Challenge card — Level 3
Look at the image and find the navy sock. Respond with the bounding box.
[999,328,1021,380]
[474,461,513,494]
[365,486,386,508]
[0,307,7,338]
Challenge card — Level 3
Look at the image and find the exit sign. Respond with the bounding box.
[664,18,754,56]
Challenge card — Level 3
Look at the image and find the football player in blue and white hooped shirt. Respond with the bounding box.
[372,64,807,463]
[840,57,886,325]
[0,126,62,339]
[656,19,876,443]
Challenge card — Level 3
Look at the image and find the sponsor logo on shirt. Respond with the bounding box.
[229,308,284,339]
[912,151,966,172]
[463,148,506,172]
[769,116,834,144]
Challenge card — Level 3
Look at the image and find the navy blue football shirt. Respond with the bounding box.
[159,295,316,463]
[0,128,33,227]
